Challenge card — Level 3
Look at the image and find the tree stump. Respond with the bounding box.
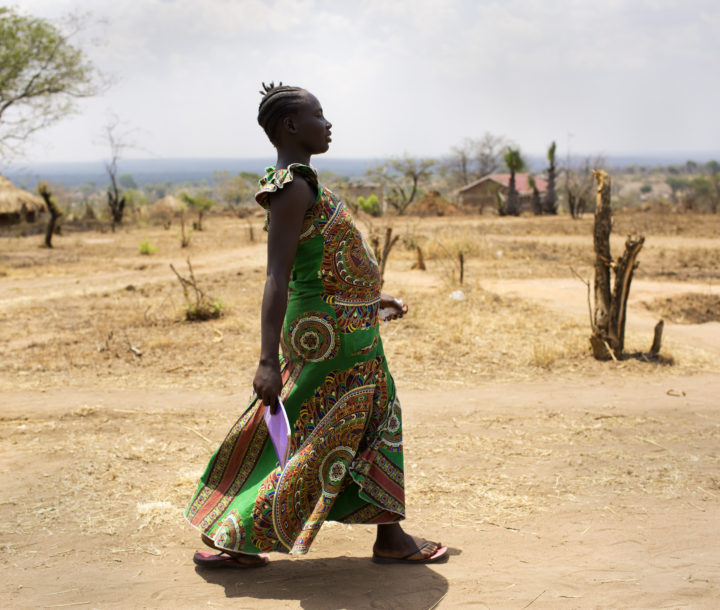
[38,183,62,248]
[411,245,426,270]
[589,170,645,360]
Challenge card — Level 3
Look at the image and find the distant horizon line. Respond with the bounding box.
[4,151,720,189]
[5,150,720,167]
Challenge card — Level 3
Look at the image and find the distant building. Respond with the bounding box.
[344,180,382,201]
[457,173,548,213]
[0,175,45,225]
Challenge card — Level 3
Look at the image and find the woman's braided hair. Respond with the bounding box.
[257,81,306,145]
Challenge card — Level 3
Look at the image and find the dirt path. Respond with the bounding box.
[0,244,267,310]
[2,375,719,609]
[482,278,720,355]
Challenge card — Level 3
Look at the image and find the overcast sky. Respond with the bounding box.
[10,0,720,163]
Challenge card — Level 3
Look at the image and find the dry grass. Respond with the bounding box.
[0,405,211,557]
[644,293,720,324]
[2,212,719,393]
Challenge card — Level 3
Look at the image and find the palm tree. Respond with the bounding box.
[544,141,558,214]
[503,148,526,216]
[528,175,542,215]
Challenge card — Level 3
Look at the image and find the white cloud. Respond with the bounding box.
[7,0,720,162]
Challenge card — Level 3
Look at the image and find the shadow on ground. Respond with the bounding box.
[196,553,453,609]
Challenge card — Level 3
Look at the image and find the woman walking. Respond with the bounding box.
[185,83,447,567]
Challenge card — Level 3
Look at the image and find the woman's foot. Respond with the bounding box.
[199,533,269,567]
[372,523,447,563]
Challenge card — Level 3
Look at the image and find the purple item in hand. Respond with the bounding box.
[263,398,291,469]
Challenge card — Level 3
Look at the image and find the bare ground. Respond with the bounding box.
[1,213,719,609]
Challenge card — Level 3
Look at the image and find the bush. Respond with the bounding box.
[185,298,223,321]
[640,184,652,194]
[357,194,381,217]
[139,239,157,255]
[170,258,224,322]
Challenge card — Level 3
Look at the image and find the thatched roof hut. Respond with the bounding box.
[150,195,184,214]
[0,176,45,225]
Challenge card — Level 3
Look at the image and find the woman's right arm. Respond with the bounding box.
[252,177,314,413]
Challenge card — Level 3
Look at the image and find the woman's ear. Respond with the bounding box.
[282,115,297,135]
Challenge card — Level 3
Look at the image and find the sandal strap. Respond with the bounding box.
[402,540,437,560]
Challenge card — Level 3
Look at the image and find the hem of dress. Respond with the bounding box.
[348,471,406,521]
[183,510,268,556]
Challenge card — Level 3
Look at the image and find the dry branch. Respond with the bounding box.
[169,258,222,321]
[371,226,399,288]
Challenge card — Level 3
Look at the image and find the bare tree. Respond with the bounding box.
[366,156,435,215]
[103,115,137,231]
[446,138,475,187]
[476,132,509,177]
[444,133,510,189]
[565,155,605,219]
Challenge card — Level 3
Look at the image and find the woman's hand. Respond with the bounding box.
[379,294,408,322]
[253,359,282,413]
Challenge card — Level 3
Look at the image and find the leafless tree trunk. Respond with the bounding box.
[589,170,646,360]
[531,184,542,215]
[107,171,125,231]
[103,115,131,231]
[38,182,62,248]
[505,172,519,216]
[370,226,399,289]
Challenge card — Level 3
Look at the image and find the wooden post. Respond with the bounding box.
[649,320,664,356]
[411,246,426,270]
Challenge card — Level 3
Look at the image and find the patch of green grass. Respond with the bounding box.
[139,240,157,255]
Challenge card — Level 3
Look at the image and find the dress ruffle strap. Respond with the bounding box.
[255,163,319,210]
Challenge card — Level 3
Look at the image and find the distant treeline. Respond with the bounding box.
[6,153,720,189]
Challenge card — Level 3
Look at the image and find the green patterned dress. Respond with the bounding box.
[185,164,404,555]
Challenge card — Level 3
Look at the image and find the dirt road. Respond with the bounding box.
[2,375,719,609]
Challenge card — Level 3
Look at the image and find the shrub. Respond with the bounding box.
[170,258,224,322]
[185,298,223,321]
[357,194,381,217]
[139,240,157,255]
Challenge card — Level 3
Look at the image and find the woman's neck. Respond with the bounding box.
[275,145,311,169]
